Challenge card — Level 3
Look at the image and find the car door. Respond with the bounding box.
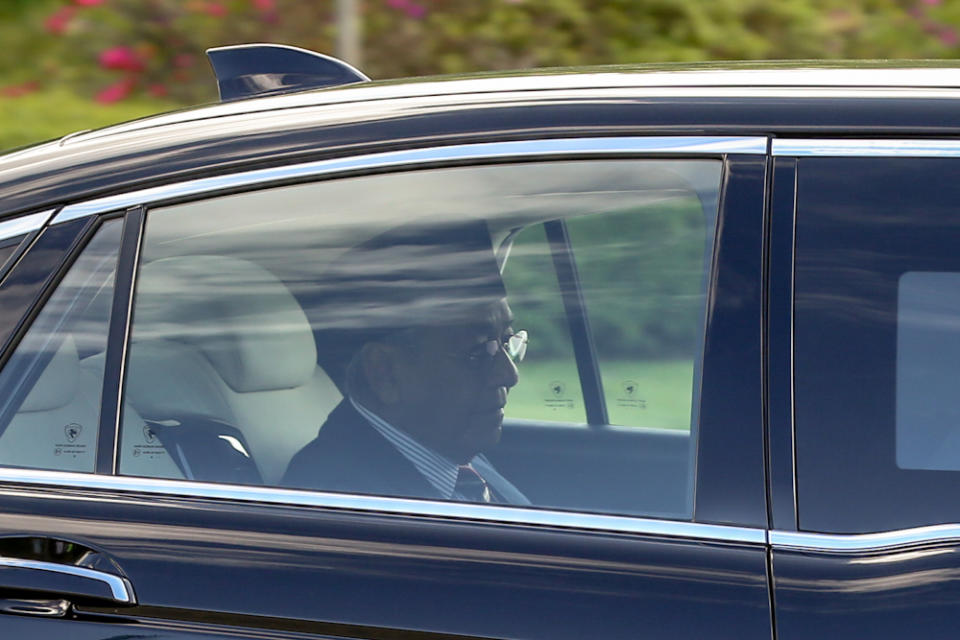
[0,136,771,639]
[769,141,960,639]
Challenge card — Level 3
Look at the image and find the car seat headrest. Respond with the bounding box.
[134,256,317,393]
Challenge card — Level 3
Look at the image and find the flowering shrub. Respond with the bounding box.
[3,0,959,107]
[32,0,291,104]
[99,46,145,72]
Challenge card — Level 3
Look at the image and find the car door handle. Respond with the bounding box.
[0,556,136,605]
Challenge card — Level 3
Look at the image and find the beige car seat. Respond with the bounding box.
[0,335,181,478]
[119,255,341,484]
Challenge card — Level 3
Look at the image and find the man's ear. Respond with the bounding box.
[359,342,401,405]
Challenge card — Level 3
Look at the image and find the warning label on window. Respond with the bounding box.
[54,423,87,458]
[544,380,575,410]
[615,380,647,410]
[131,423,167,459]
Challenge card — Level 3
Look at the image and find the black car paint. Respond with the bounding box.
[765,157,798,533]
[5,93,960,221]
[0,485,770,639]
[4,64,960,639]
[0,217,94,359]
[695,155,767,528]
[773,544,960,640]
[0,129,772,637]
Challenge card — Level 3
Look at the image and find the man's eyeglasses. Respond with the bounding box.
[458,330,528,365]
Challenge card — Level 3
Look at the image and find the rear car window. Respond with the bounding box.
[0,221,122,473]
[119,159,721,519]
[794,156,960,533]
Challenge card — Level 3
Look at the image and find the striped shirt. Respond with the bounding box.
[350,397,466,499]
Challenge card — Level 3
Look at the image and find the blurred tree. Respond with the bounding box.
[3,0,956,108]
[0,0,958,153]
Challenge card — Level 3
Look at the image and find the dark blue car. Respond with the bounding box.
[0,44,957,639]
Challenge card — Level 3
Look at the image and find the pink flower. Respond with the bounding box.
[148,84,168,98]
[99,46,144,72]
[386,0,427,19]
[922,0,942,5]
[72,0,105,6]
[939,27,958,46]
[95,77,136,104]
[203,1,228,17]
[44,6,76,34]
[251,0,274,10]
[174,53,194,68]
[405,4,426,18]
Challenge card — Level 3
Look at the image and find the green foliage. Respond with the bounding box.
[0,0,958,151]
[0,88,175,151]
[503,197,710,362]
[506,357,694,429]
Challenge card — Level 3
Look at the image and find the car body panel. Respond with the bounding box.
[0,127,772,637]
[7,58,960,637]
[0,482,771,639]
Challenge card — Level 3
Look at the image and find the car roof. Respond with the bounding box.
[4,60,960,220]
[50,61,960,142]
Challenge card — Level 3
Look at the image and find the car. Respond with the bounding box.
[1,43,959,639]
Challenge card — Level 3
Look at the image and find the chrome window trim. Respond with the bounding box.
[0,468,766,546]
[772,138,960,157]
[52,136,767,224]
[0,556,136,604]
[0,210,53,242]
[770,525,960,553]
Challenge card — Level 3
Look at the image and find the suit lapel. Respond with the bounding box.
[329,402,444,499]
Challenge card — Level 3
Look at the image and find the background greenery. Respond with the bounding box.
[501,193,707,429]
[2,0,960,151]
[506,358,694,429]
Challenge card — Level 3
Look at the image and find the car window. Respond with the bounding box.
[0,220,122,473]
[0,240,18,273]
[500,224,587,424]
[794,156,960,533]
[567,196,714,430]
[120,159,721,519]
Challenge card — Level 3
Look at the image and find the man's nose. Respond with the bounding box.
[489,345,519,388]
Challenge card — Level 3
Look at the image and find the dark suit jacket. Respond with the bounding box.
[282,400,528,504]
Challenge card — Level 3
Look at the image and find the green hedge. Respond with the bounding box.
[2,0,958,153]
[0,89,174,152]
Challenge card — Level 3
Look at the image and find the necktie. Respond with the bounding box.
[455,464,492,503]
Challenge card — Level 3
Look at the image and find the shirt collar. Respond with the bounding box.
[350,397,461,498]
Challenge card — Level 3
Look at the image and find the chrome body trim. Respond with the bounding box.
[771,525,960,553]
[788,168,800,527]
[0,556,135,604]
[0,210,53,242]
[0,468,766,545]
[52,136,767,224]
[773,138,960,157]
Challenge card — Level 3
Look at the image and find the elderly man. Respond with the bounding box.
[283,222,529,504]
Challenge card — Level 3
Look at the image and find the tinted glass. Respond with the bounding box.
[0,239,18,273]
[122,160,720,519]
[0,220,121,473]
[501,224,587,423]
[795,157,960,533]
[568,195,713,430]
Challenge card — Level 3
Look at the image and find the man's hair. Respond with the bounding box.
[315,220,505,394]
